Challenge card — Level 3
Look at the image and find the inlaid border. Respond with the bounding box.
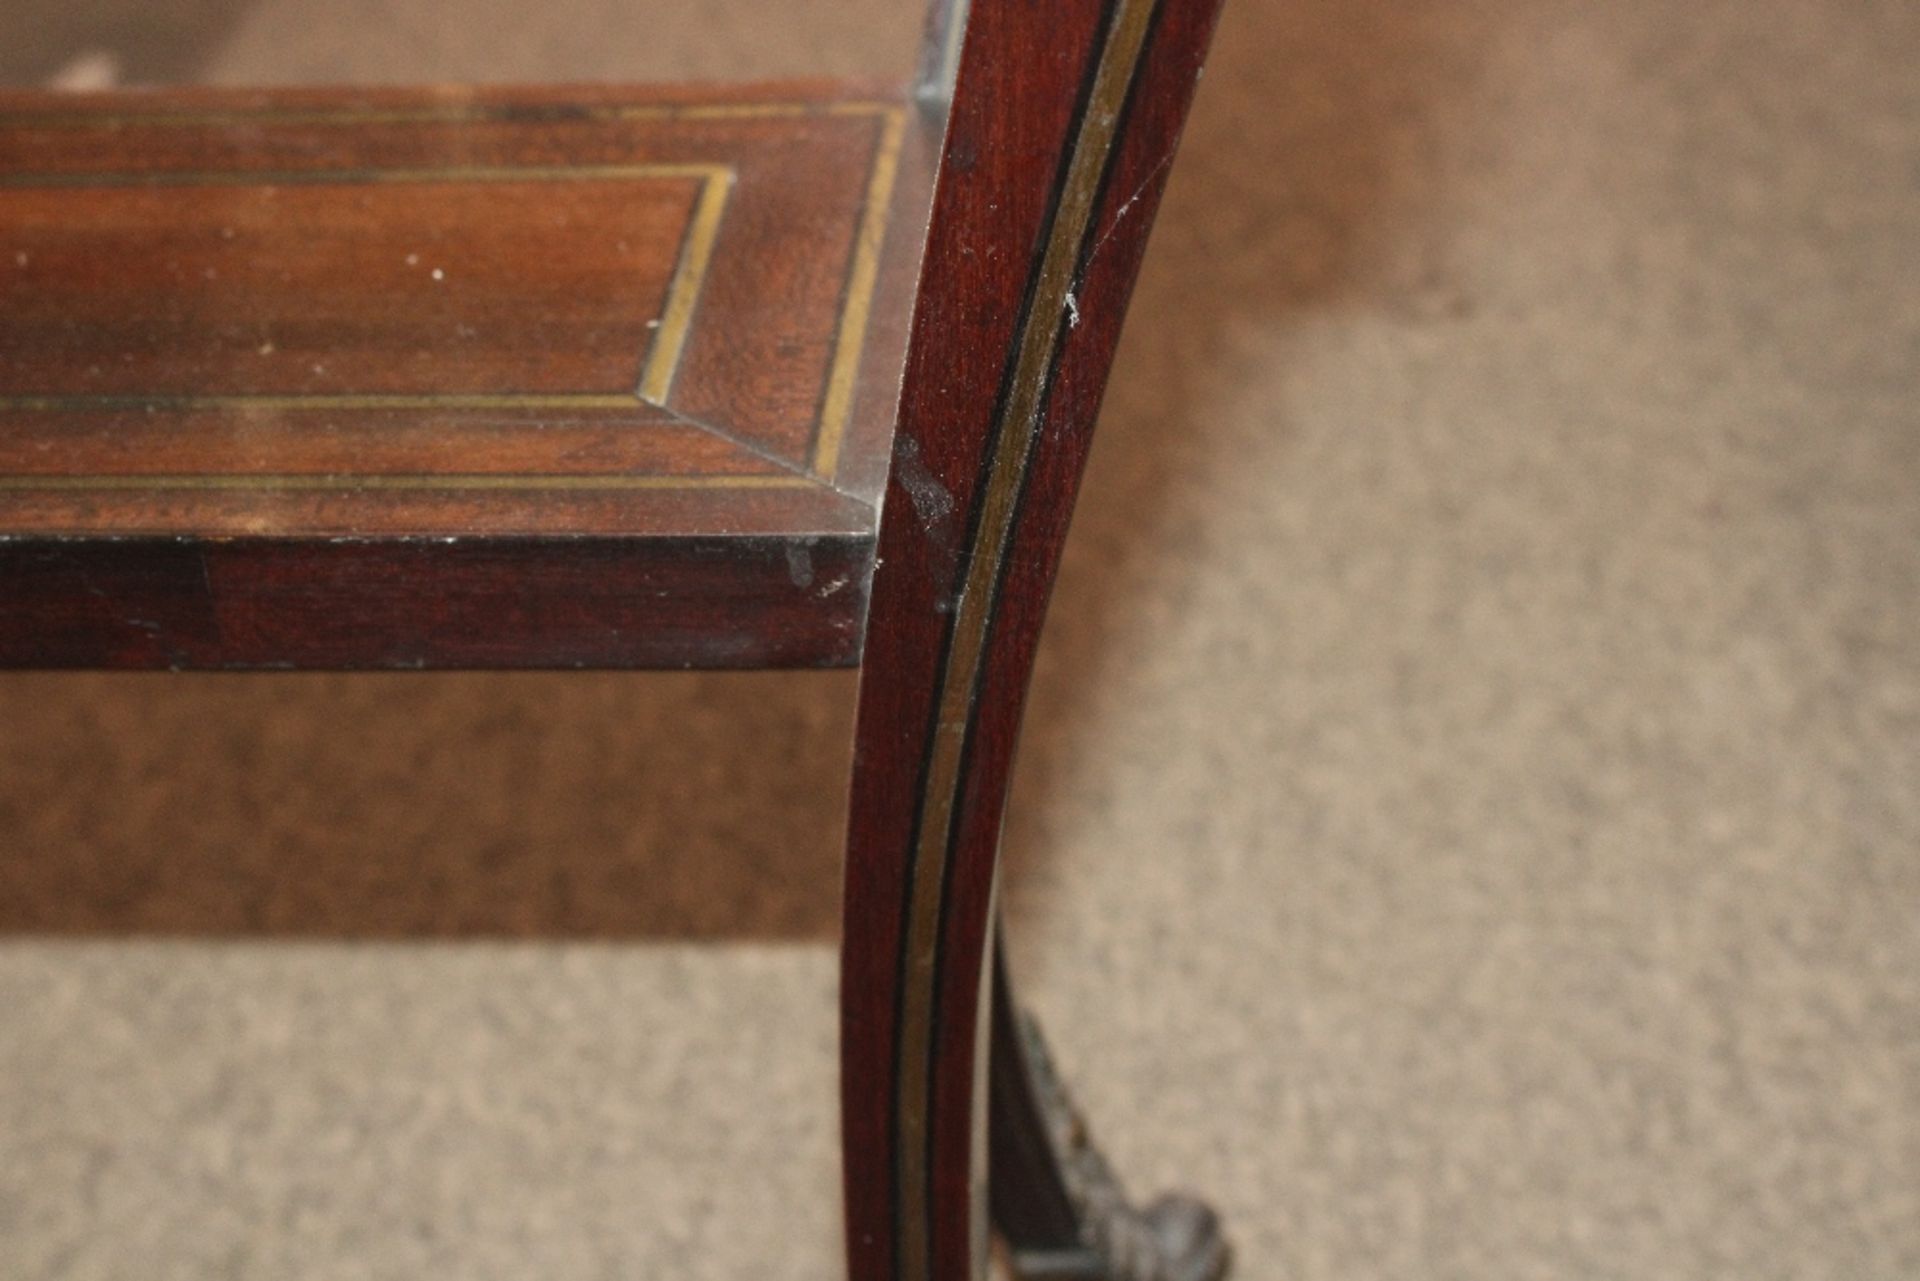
[0,161,731,411]
[0,98,906,494]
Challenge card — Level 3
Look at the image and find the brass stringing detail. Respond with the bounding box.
[810,105,908,480]
[891,2,1163,1279]
[0,163,732,422]
[0,100,905,493]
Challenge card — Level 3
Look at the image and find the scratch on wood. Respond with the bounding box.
[1085,149,1175,267]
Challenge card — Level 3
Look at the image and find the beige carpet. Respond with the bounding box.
[3,1,1917,1277]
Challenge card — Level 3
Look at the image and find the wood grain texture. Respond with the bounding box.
[0,533,872,669]
[838,1,1227,1278]
[0,80,935,669]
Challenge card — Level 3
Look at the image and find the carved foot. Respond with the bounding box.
[1003,1011,1230,1281]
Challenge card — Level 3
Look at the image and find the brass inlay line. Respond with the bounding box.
[638,168,733,405]
[0,473,811,492]
[810,105,909,478]
[892,2,1161,1279]
[0,394,645,413]
[0,99,901,131]
[0,101,910,497]
[0,162,730,438]
[0,162,724,190]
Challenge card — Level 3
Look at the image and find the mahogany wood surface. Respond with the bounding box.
[840,1,1227,1278]
[1,16,1232,1276]
[0,80,935,668]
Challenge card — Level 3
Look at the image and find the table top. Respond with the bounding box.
[0,81,937,668]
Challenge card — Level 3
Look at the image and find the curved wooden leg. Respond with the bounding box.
[989,939,1230,1281]
[839,1,1227,1277]
[839,767,1002,1281]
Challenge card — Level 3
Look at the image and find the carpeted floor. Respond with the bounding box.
[2,1,1916,1278]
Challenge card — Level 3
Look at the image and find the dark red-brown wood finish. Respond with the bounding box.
[0,82,937,668]
[0,3,1230,1278]
[842,2,1227,1279]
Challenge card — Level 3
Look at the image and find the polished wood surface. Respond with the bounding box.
[0,80,933,668]
[3,13,1231,1275]
[839,1,1228,1278]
